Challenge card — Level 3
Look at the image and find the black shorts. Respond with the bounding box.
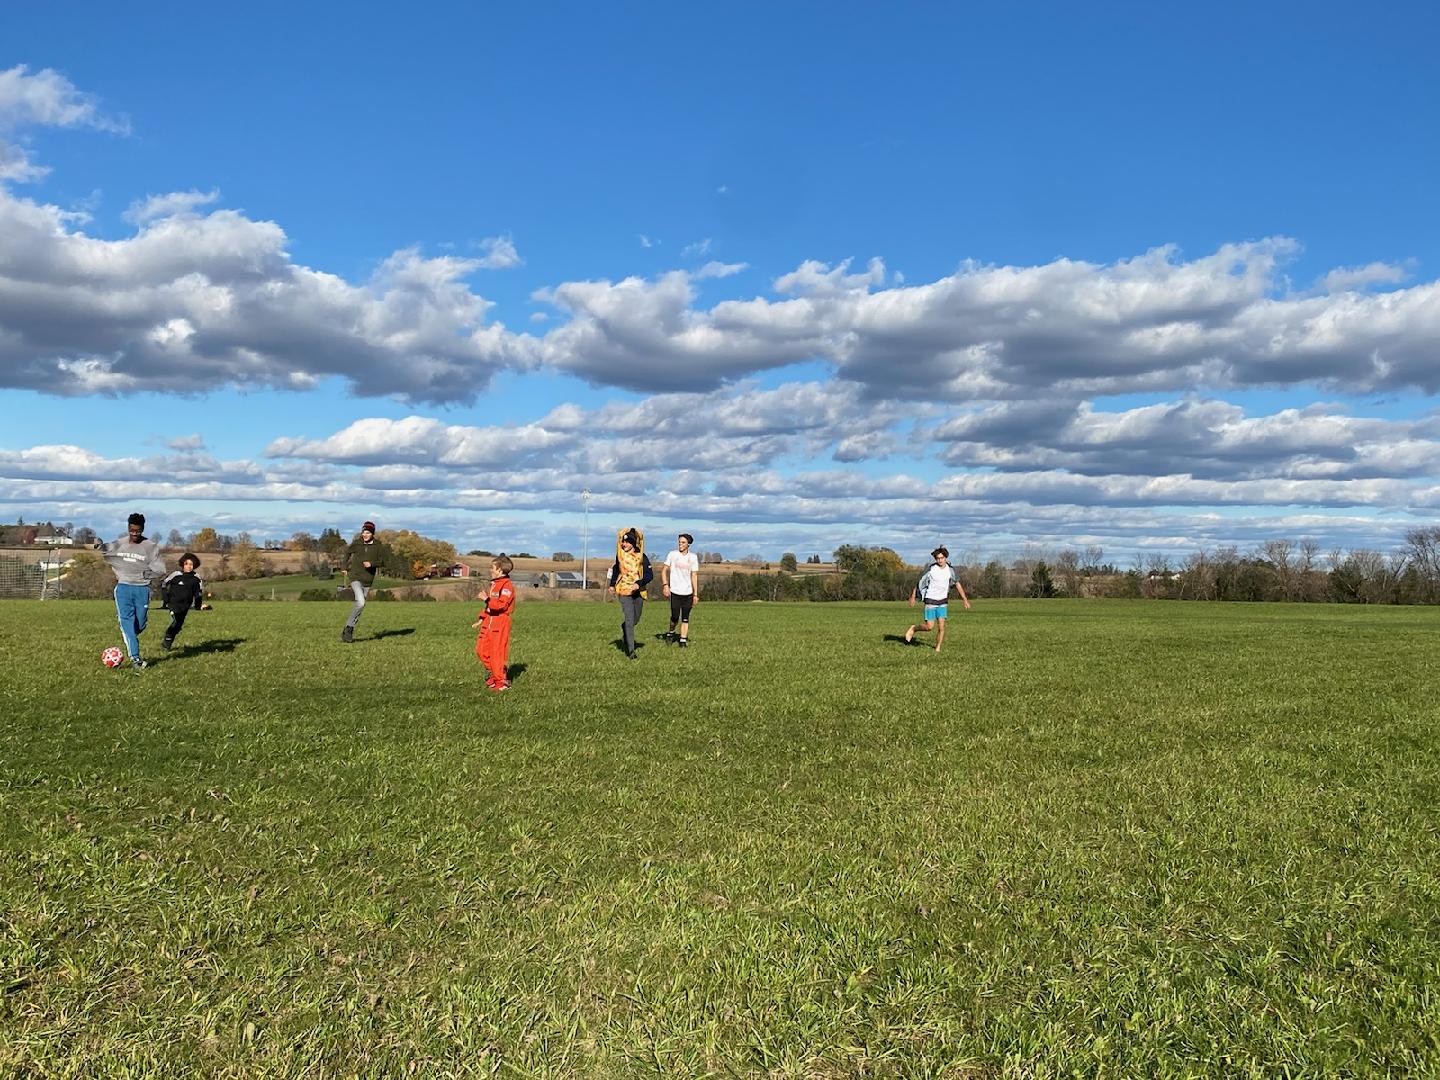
[669,592,694,622]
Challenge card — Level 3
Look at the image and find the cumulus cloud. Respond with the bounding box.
[0,188,539,401]
[932,398,1440,482]
[7,169,1440,403]
[520,242,1440,400]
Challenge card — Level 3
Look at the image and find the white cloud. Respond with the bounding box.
[694,260,747,280]
[1317,261,1409,294]
[774,256,888,297]
[476,235,522,269]
[0,65,128,184]
[123,189,221,224]
[0,188,539,401]
[682,238,712,258]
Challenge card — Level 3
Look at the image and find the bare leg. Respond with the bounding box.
[934,617,946,652]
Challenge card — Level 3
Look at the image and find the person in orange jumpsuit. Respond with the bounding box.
[471,554,516,691]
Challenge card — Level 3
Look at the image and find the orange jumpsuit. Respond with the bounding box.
[475,575,516,684]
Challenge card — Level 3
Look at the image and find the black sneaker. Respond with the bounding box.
[340,626,354,643]
[679,638,688,648]
[161,635,174,652]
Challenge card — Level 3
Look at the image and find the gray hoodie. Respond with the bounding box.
[104,536,167,586]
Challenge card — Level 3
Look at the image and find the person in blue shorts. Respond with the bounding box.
[904,545,971,652]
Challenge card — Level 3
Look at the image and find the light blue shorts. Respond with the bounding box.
[924,603,948,621]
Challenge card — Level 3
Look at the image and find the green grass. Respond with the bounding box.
[205,573,415,599]
[1,599,1437,1077]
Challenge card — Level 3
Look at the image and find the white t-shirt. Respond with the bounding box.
[665,549,700,594]
[918,564,956,602]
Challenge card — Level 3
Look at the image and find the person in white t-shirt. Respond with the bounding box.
[904,545,971,652]
[661,532,701,647]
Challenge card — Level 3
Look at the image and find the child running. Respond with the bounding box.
[472,554,516,691]
[160,552,204,651]
[904,545,971,652]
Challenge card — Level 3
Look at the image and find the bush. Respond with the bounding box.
[60,552,114,599]
[299,588,348,601]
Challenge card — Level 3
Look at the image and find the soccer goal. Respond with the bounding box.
[0,549,61,599]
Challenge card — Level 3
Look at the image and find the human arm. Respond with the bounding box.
[639,556,654,592]
[147,544,167,580]
[661,556,670,595]
[954,572,971,610]
[692,565,700,604]
[486,582,516,617]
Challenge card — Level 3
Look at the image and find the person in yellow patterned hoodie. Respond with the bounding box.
[606,526,653,660]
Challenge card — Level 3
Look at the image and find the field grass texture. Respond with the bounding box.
[1,599,1437,1077]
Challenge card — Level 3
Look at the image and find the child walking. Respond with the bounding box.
[904,546,971,652]
[472,555,516,691]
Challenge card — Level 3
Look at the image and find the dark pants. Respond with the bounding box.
[619,594,644,654]
[165,606,190,643]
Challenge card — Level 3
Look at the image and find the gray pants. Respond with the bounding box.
[619,593,644,654]
[346,581,369,629]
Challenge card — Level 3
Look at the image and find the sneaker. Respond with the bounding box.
[679,638,688,648]
[627,651,638,660]
[131,658,148,670]
[161,636,174,652]
[493,681,511,692]
[340,626,353,643]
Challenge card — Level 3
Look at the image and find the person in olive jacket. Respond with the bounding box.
[340,520,388,642]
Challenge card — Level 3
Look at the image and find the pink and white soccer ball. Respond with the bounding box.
[101,646,124,668]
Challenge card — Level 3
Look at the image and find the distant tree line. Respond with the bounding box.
[701,532,1440,605]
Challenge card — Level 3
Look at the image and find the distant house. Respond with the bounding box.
[427,562,470,578]
[545,571,586,590]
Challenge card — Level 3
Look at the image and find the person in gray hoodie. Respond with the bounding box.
[103,512,167,669]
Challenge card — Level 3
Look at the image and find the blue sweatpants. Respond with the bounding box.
[114,583,151,660]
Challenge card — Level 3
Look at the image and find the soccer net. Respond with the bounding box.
[0,549,63,599]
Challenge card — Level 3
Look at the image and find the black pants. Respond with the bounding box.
[165,606,190,642]
[669,592,694,626]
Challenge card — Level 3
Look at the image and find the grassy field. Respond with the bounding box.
[1,598,1437,1077]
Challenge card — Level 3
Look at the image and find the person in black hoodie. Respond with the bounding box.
[160,552,204,651]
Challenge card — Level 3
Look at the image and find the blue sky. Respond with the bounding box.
[2,1,1439,563]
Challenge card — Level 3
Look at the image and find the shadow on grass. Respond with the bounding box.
[612,638,643,656]
[167,637,246,659]
[365,628,416,640]
[882,633,922,646]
